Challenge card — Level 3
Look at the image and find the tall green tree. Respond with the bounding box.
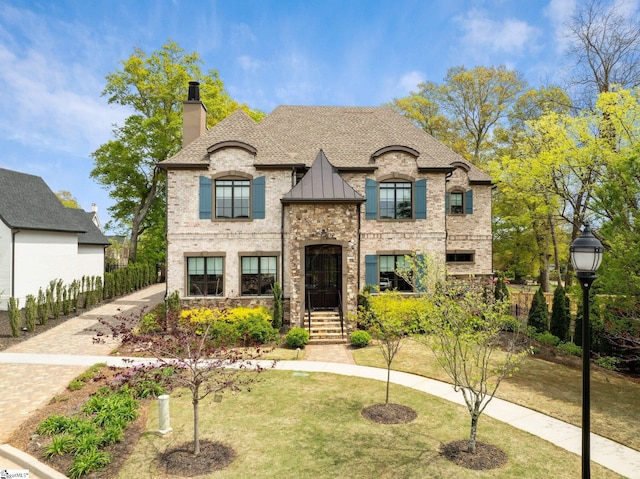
[528,287,549,333]
[393,65,526,165]
[91,40,263,262]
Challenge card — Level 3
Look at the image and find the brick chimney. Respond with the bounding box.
[183,81,207,147]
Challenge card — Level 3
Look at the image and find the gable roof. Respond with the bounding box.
[0,168,85,233]
[281,150,365,203]
[159,106,492,183]
[68,209,110,246]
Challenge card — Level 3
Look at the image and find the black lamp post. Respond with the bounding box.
[570,224,603,479]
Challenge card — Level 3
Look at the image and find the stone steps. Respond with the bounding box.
[305,310,347,344]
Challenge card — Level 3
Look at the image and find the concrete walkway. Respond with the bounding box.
[1,283,639,478]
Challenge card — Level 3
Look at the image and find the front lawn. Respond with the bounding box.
[115,371,623,478]
[352,339,640,452]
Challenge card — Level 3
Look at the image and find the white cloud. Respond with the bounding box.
[237,55,263,73]
[0,5,127,156]
[455,8,541,59]
[398,71,425,93]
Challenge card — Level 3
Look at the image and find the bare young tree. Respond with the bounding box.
[566,0,640,103]
[95,305,273,456]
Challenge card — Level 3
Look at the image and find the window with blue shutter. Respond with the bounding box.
[465,189,473,214]
[365,179,378,220]
[252,176,266,219]
[415,179,427,219]
[365,255,378,287]
[199,176,212,219]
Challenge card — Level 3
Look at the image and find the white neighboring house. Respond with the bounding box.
[0,168,110,310]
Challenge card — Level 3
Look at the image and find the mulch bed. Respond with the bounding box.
[361,403,417,424]
[156,440,236,476]
[440,439,509,470]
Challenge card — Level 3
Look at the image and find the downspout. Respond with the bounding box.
[444,171,453,245]
[11,229,19,298]
[357,204,361,292]
[280,201,285,324]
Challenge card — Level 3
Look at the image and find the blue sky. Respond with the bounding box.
[0,0,636,233]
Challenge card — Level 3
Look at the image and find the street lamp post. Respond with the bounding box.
[570,224,604,479]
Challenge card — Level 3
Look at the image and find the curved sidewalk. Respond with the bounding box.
[1,283,639,478]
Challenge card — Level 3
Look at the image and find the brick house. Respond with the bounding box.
[159,83,492,336]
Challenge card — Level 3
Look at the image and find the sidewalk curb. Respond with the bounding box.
[0,444,68,479]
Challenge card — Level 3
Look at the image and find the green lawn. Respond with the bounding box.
[352,339,640,452]
[116,371,623,479]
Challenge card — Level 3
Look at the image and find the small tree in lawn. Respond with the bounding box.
[528,287,549,333]
[550,285,571,341]
[416,282,530,454]
[95,305,274,456]
[363,290,424,404]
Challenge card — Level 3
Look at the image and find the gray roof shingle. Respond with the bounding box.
[68,209,110,246]
[160,105,491,183]
[0,168,85,233]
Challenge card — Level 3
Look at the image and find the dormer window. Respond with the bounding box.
[446,189,473,215]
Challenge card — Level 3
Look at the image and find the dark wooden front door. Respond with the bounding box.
[305,244,342,310]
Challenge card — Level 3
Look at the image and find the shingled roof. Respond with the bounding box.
[0,168,84,233]
[281,150,365,203]
[68,209,110,246]
[159,106,492,183]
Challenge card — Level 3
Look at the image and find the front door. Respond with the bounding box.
[305,244,342,310]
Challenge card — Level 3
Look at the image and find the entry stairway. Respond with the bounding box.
[307,310,347,344]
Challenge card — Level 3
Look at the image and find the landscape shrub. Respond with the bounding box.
[235,313,278,345]
[595,355,620,371]
[534,331,560,346]
[528,287,549,333]
[550,285,571,341]
[37,288,47,325]
[139,303,165,333]
[272,282,283,330]
[350,330,371,348]
[558,341,582,357]
[25,294,37,331]
[285,327,310,348]
[8,297,20,337]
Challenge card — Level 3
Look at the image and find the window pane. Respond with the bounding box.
[242,257,259,274]
[380,255,394,272]
[207,257,222,274]
[261,256,277,273]
[450,192,463,214]
[188,257,204,275]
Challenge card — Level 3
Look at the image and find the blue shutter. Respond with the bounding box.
[465,189,473,214]
[252,176,266,219]
[365,255,378,287]
[199,176,212,219]
[415,179,427,219]
[365,179,378,220]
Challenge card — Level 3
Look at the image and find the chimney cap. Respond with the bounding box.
[187,81,200,102]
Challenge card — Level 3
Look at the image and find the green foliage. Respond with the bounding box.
[37,288,47,325]
[139,304,165,333]
[8,297,20,337]
[45,433,75,457]
[534,331,561,346]
[24,294,37,331]
[67,449,112,479]
[550,285,571,341]
[528,287,549,333]
[494,277,510,302]
[167,290,181,312]
[350,330,371,348]
[286,327,310,348]
[558,341,582,357]
[272,282,283,330]
[595,356,620,371]
[235,314,278,345]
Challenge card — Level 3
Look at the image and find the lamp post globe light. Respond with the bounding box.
[570,224,603,479]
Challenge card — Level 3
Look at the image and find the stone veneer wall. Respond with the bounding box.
[284,203,360,327]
